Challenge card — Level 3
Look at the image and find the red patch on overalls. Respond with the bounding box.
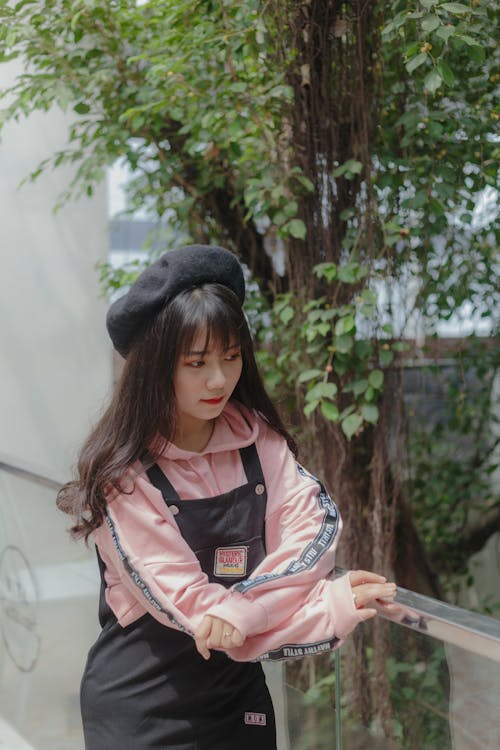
[244,711,267,726]
[214,546,247,577]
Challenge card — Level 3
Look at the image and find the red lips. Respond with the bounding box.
[201,397,224,404]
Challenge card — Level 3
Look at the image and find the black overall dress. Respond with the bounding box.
[80,444,277,750]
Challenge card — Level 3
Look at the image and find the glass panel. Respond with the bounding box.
[338,619,500,750]
[279,615,500,750]
[0,469,98,750]
[279,653,338,750]
[340,621,453,749]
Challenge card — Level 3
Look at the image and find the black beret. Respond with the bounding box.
[106,244,245,357]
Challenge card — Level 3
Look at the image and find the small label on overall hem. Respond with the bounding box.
[244,711,267,726]
[214,546,247,577]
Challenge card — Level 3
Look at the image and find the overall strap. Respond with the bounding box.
[145,461,179,502]
[96,546,115,626]
[238,443,264,485]
[145,443,264,503]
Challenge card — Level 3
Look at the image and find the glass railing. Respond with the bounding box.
[0,456,99,750]
[1,457,499,749]
[275,576,500,750]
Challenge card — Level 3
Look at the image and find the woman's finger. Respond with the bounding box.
[357,607,377,621]
[349,569,387,586]
[194,616,213,660]
[216,623,244,649]
[352,582,397,609]
[230,627,244,647]
[195,617,245,654]
[195,615,213,640]
[207,618,224,649]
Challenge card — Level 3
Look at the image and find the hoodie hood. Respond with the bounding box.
[163,400,259,460]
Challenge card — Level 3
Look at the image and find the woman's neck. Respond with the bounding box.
[172,419,215,453]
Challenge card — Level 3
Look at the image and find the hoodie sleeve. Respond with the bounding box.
[226,572,362,661]
[203,420,362,656]
[93,475,268,639]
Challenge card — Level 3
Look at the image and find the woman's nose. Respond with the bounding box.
[207,364,226,390]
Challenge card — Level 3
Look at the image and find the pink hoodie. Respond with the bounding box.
[93,401,362,661]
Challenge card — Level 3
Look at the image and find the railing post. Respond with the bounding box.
[335,648,342,750]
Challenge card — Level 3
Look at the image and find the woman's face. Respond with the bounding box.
[173,329,243,440]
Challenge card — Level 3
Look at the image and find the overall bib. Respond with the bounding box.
[80,444,277,750]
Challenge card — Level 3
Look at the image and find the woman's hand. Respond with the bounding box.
[194,615,245,660]
[349,569,397,621]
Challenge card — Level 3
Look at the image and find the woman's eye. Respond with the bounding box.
[225,351,241,362]
[187,360,204,368]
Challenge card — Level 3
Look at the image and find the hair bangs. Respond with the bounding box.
[175,285,244,357]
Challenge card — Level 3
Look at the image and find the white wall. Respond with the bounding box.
[0,61,112,481]
[0,60,110,750]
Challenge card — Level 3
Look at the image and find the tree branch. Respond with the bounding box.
[431,503,500,568]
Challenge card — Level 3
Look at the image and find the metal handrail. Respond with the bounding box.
[1,459,499,661]
[0,455,62,491]
[378,584,500,661]
[336,566,500,661]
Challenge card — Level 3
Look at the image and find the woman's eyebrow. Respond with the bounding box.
[184,342,240,356]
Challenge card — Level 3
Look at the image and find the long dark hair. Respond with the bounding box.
[57,283,297,539]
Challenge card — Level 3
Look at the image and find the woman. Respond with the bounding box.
[58,244,396,749]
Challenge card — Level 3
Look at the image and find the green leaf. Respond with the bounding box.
[364,386,375,402]
[313,262,337,281]
[344,159,363,174]
[404,190,428,209]
[361,288,377,305]
[354,340,373,359]
[436,25,456,42]
[470,46,486,63]
[335,315,355,335]
[421,15,441,34]
[334,356,349,377]
[296,175,315,192]
[304,400,319,417]
[334,334,354,353]
[337,262,367,284]
[339,208,354,221]
[379,348,394,366]
[361,404,379,424]
[306,381,338,402]
[298,368,323,383]
[441,3,471,14]
[406,52,428,74]
[368,369,384,389]
[392,341,411,352]
[437,61,455,86]
[332,159,362,178]
[345,378,369,396]
[285,219,307,239]
[279,306,294,324]
[454,33,481,46]
[339,405,355,420]
[321,401,340,422]
[74,102,90,114]
[405,42,422,59]
[424,69,443,93]
[342,413,362,440]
